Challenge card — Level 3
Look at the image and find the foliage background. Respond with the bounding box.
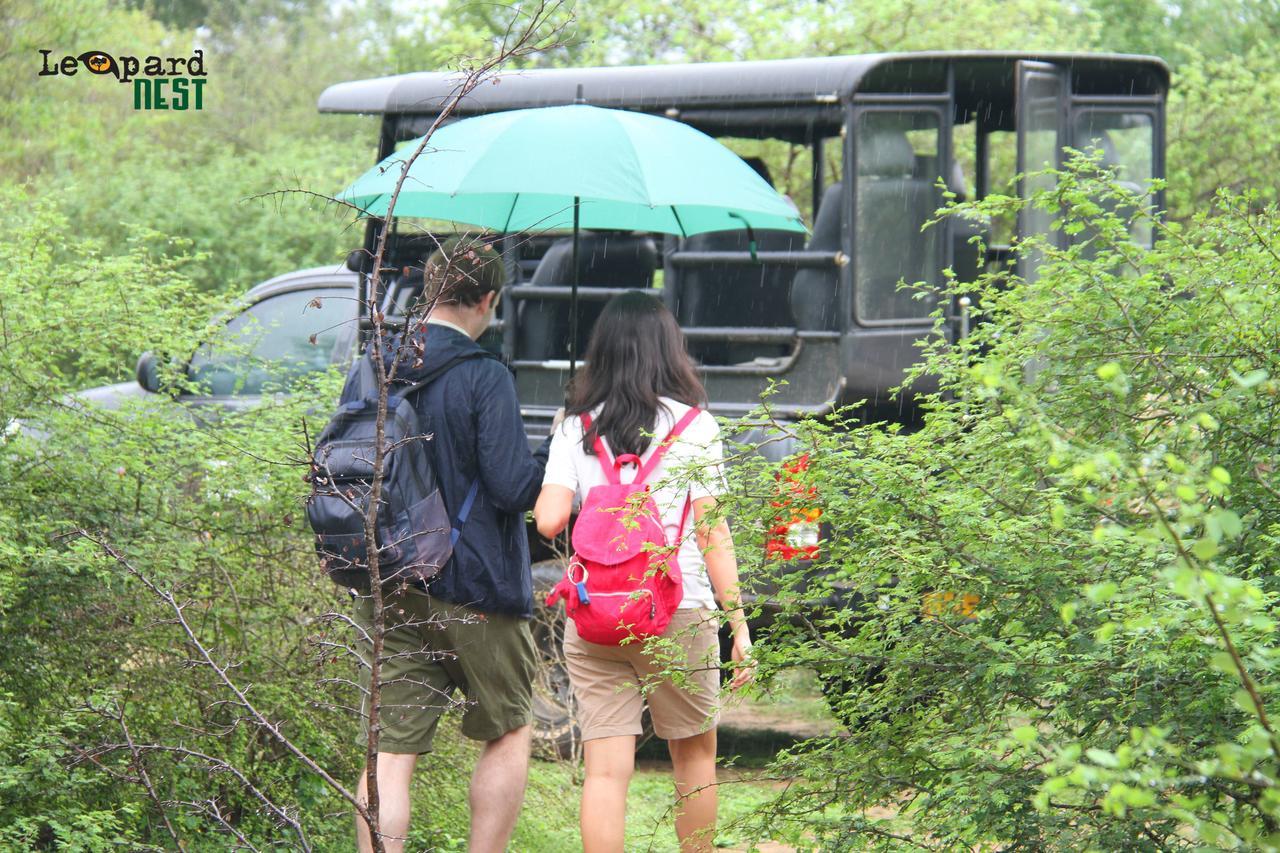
[2,0,1279,848]
[719,164,1280,849]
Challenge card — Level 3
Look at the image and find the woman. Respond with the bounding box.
[534,291,754,853]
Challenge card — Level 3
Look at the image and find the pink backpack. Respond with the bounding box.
[545,408,702,645]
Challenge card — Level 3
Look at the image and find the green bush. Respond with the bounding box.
[720,160,1280,849]
[1166,49,1280,220]
[0,191,375,847]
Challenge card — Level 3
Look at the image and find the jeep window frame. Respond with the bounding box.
[847,98,952,328]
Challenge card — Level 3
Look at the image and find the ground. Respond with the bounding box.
[402,668,842,851]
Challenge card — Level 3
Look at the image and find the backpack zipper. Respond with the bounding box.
[584,588,656,619]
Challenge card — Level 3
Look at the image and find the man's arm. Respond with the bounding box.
[471,363,549,513]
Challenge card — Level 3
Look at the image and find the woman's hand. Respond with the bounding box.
[729,628,755,691]
[695,497,754,689]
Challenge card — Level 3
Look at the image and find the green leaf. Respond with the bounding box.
[1234,369,1269,388]
[1086,582,1118,603]
[1235,689,1260,716]
[1204,513,1222,543]
[1210,652,1238,675]
[1213,508,1243,539]
[1012,725,1039,745]
[1191,537,1220,560]
[1086,748,1120,768]
[1060,601,1078,625]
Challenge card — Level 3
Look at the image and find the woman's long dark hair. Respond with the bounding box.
[567,291,706,457]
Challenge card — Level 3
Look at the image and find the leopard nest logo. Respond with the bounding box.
[39,49,207,111]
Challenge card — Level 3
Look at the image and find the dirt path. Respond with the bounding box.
[719,695,837,740]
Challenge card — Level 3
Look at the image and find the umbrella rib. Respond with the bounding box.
[670,206,689,238]
[358,192,387,217]
[502,193,520,235]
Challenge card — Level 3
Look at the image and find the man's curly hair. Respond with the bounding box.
[421,237,506,307]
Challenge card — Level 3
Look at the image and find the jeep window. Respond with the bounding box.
[187,288,351,396]
[854,110,944,323]
[719,136,842,228]
[1073,110,1155,247]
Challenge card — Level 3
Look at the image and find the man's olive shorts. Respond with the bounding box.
[353,585,537,755]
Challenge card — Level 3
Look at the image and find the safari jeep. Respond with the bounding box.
[320,52,1167,560]
[320,50,1165,432]
[319,51,1168,742]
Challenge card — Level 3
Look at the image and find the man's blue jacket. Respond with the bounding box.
[382,322,549,618]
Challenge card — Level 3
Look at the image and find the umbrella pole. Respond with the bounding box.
[569,195,580,382]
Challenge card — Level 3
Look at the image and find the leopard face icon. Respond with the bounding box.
[77,51,119,79]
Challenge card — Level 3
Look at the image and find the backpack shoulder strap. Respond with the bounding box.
[386,349,496,409]
[659,411,702,548]
[635,407,702,486]
[579,413,621,485]
[451,476,481,546]
[672,491,694,549]
[332,353,378,414]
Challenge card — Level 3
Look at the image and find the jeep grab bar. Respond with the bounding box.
[506,286,640,301]
[513,338,805,376]
[670,250,847,269]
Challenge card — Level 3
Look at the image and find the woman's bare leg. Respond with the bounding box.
[581,735,636,852]
[667,730,718,852]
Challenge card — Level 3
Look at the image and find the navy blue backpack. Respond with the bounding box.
[306,350,490,587]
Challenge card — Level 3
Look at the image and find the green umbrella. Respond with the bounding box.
[339,102,807,374]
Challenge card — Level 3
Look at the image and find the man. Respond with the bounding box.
[353,237,549,853]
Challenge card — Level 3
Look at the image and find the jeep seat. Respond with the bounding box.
[790,181,844,331]
[516,232,658,361]
[675,227,805,364]
[854,128,944,322]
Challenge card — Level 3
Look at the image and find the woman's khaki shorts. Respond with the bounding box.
[563,607,721,742]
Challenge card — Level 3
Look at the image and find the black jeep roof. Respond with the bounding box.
[317,51,1169,117]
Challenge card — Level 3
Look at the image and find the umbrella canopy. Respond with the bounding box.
[338,103,807,237]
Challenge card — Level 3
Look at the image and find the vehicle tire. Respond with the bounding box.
[530,561,576,759]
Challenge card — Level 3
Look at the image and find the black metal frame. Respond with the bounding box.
[1065,93,1166,234]
[848,95,953,329]
[1015,60,1069,283]
[319,52,1168,120]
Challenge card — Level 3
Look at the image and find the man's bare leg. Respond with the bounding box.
[356,752,419,853]
[468,724,532,853]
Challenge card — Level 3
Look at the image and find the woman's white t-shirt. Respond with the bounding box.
[542,398,724,609]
